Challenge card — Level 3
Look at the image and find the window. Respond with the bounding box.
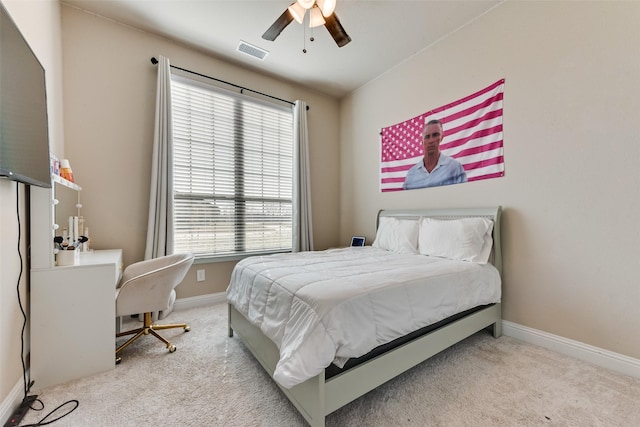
[171,75,294,259]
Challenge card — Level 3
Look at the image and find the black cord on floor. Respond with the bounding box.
[13,184,80,426]
[18,400,79,427]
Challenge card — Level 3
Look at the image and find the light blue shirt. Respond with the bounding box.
[402,155,467,190]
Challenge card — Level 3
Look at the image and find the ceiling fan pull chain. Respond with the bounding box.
[302,12,308,53]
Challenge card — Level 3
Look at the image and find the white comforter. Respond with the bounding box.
[226,247,501,389]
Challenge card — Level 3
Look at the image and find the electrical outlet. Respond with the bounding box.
[196,269,205,282]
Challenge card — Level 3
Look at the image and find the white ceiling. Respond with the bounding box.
[62,0,502,98]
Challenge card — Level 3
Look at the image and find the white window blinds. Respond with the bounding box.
[171,76,294,258]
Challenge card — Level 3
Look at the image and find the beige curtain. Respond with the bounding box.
[293,100,313,252]
[144,55,174,259]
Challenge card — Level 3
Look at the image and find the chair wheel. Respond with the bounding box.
[168,345,176,353]
[184,325,190,332]
[116,356,122,365]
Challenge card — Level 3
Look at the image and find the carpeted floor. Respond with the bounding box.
[20,303,640,426]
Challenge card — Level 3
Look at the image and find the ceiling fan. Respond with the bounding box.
[262,0,351,48]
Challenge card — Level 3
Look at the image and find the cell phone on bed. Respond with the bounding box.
[350,236,365,247]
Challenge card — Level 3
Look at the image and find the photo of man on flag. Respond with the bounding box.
[380,79,505,192]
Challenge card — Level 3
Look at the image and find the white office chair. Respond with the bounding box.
[115,253,194,361]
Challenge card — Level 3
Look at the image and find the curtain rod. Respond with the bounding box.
[150,57,308,110]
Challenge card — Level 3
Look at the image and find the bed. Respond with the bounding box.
[227,206,503,427]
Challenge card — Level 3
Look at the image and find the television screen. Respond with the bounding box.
[0,2,51,188]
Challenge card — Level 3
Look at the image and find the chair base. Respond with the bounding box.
[116,312,189,359]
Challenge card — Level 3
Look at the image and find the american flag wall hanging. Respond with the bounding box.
[380,79,505,192]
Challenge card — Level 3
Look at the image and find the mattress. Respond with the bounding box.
[226,246,501,388]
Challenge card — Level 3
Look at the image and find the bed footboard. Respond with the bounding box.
[228,302,502,427]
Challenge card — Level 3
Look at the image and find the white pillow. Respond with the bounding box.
[418,217,494,263]
[372,217,419,254]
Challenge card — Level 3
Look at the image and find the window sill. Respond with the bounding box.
[192,250,292,265]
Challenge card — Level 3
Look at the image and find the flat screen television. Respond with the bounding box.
[0,1,51,188]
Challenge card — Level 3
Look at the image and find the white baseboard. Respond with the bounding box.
[0,379,25,426]
[502,320,640,380]
[173,291,227,311]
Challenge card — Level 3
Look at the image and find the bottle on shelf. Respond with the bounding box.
[59,159,74,182]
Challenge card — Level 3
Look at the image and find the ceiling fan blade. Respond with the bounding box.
[262,9,294,41]
[324,13,351,47]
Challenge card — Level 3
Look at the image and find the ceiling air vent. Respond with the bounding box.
[237,41,269,60]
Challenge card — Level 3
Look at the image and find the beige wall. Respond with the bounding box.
[0,0,64,415]
[340,1,640,360]
[59,5,341,298]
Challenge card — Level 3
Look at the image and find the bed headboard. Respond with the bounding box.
[376,206,502,276]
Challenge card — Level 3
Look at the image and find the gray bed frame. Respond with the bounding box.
[228,206,503,427]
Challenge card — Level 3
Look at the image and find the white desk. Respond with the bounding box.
[30,249,123,389]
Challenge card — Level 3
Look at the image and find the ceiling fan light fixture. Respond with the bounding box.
[264,0,350,48]
[296,0,315,9]
[317,0,336,17]
[287,2,306,24]
[309,7,326,28]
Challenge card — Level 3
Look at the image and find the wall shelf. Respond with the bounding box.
[51,173,82,191]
